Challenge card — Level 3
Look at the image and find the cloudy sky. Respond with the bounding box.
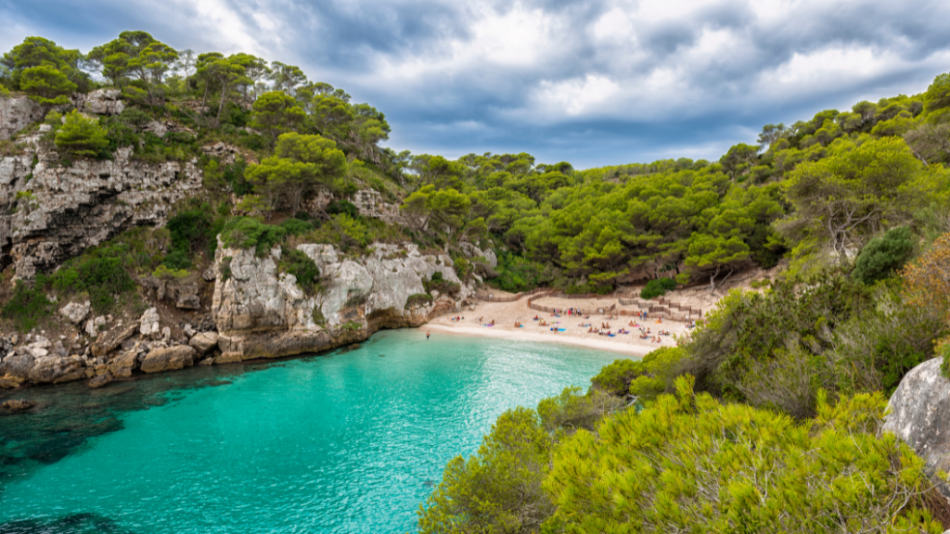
[3,0,950,168]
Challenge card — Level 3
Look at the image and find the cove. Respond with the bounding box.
[0,329,625,534]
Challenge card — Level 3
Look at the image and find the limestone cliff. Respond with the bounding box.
[212,241,474,361]
[0,119,202,277]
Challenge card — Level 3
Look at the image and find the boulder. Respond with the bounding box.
[883,358,950,502]
[139,308,161,339]
[177,293,201,310]
[85,316,107,338]
[0,354,35,383]
[108,349,140,378]
[2,399,37,412]
[189,332,219,355]
[81,89,125,115]
[60,301,91,324]
[140,345,195,373]
[88,373,112,389]
[27,356,85,384]
[91,324,137,358]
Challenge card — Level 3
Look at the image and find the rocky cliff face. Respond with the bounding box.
[0,119,202,277]
[212,241,473,360]
[0,96,45,140]
[883,358,950,503]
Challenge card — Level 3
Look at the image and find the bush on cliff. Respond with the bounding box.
[54,110,109,159]
[220,217,287,257]
[1,280,53,332]
[278,247,320,296]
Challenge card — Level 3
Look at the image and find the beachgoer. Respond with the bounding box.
[426,331,430,340]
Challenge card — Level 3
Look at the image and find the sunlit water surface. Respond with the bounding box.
[0,329,626,533]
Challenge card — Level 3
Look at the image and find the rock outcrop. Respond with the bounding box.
[189,331,219,355]
[140,345,196,373]
[0,96,44,140]
[212,241,473,361]
[0,130,202,277]
[75,89,125,116]
[883,358,950,502]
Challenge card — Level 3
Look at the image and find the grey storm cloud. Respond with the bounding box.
[3,0,950,167]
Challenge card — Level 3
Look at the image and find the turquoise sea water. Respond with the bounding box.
[0,329,626,534]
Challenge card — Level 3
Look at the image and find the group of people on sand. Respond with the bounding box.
[450,315,465,322]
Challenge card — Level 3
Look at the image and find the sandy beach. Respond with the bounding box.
[423,298,694,357]
[421,267,783,356]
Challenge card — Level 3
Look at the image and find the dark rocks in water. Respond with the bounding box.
[423,479,435,488]
[378,354,385,357]
[0,511,137,534]
[88,374,112,389]
[2,399,37,412]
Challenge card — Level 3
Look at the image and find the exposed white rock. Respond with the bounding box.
[84,316,107,338]
[212,240,474,360]
[60,301,91,325]
[79,89,125,116]
[0,96,44,140]
[883,358,950,504]
[0,138,203,279]
[139,308,161,339]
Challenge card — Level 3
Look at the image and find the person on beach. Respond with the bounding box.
[426,331,430,340]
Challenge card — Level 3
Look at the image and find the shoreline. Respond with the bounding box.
[421,324,652,357]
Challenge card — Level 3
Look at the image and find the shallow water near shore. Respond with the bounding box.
[0,329,626,534]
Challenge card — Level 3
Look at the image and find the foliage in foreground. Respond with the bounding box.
[680,269,947,417]
[544,377,942,534]
[420,375,944,534]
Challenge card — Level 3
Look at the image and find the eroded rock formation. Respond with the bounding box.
[212,241,473,361]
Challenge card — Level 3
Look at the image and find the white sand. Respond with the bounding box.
[425,299,690,357]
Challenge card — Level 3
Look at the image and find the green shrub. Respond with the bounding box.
[152,265,189,279]
[311,305,326,326]
[566,282,613,295]
[50,245,137,314]
[327,199,359,218]
[537,386,624,434]
[54,110,109,159]
[488,252,546,292]
[340,320,362,331]
[591,347,685,399]
[418,407,555,534]
[1,279,53,332]
[544,377,943,534]
[220,217,287,256]
[590,358,641,396]
[279,248,320,295]
[425,271,461,297]
[852,226,915,285]
[279,218,314,236]
[162,202,222,268]
[405,293,433,308]
[681,270,874,417]
[640,277,676,299]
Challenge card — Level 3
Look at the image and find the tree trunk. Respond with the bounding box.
[200,84,209,113]
[215,82,229,127]
[708,265,722,294]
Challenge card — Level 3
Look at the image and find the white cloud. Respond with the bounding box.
[535,74,621,116]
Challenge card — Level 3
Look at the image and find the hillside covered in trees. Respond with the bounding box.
[4,31,950,533]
